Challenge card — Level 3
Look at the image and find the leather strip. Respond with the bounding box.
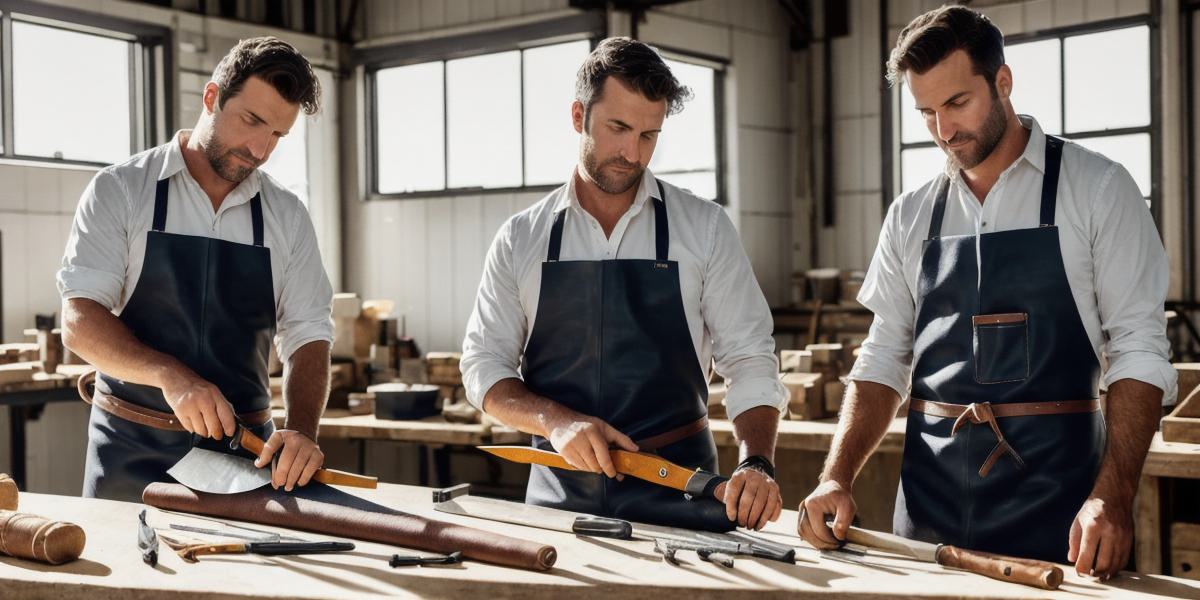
[634,416,708,451]
[972,313,1027,326]
[78,370,271,431]
[910,397,1099,478]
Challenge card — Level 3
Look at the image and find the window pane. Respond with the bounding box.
[1006,38,1062,134]
[899,81,929,145]
[523,40,591,186]
[657,170,717,201]
[1070,134,1151,196]
[447,51,521,189]
[900,146,947,193]
[650,59,717,176]
[376,62,444,193]
[1064,26,1149,132]
[13,21,131,163]
[261,112,308,206]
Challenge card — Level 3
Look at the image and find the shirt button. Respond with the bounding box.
[981,221,988,227]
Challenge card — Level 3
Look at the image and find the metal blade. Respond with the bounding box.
[167,447,271,494]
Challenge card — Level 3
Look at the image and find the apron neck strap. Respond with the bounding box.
[545,178,670,262]
[926,134,1065,239]
[151,178,266,247]
[1040,136,1064,227]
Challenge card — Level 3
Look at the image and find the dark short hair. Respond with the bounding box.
[886,5,1005,88]
[575,37,691,124]
[211,36,320,115]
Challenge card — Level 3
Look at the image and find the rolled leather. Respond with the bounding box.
[0,510,87,565]
[142,482,556,571]
[0,474,16,511]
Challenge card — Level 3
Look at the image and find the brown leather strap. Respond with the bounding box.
[78,370,271,431]
[910,398,1100,478]
[634,416,709,451]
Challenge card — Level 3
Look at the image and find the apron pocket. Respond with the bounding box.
[973,313,1029,384]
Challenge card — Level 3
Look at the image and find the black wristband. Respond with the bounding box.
[735,455,775,479]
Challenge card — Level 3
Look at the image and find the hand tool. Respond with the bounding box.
[167,423,377,494]
[389,551,463,567]
[825,519,1063,590]
[138,509,159,567]
[158,534,354,563]
[696,547,735,568]
[433,484,795,564]
[168,523,310,543]
[571,515,633,539]
[478,446,728,502]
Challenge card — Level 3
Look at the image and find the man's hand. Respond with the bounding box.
[255,430,325,492]
[721,465,782,530]
[1068,494,1133,580]
[160,371,237,439]
[545,412,638,478]
[798,480,857,550]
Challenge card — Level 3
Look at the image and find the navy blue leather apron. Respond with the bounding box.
[893,136,1106,563]
[82,178,276,502]
[522,179,733,531]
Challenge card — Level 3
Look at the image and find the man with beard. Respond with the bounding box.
[58,37,334,501]
[462,38,787,531]
[797,6,1174,579]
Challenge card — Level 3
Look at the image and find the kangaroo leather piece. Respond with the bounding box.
[142,482,556,571]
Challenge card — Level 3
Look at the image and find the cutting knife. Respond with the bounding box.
[477,446,728,502]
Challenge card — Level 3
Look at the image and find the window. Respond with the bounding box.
[896,22,1154,206]
[369,40,725,202]
[260,108,309,205]
[0,11,166,165]
[372,39,591,196]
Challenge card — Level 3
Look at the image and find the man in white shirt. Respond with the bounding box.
[462,38,787,531]
[59,37,334,502]
[797,6,1174,577]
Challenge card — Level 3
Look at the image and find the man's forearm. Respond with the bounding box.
[482,378,577,438]
[61,297,188,388]
[282,340,331,439]
[821,380,903,487]
[1091,378,1162,504]
[732,405,781,462]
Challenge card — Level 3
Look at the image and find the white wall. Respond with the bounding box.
[342,0,799,356]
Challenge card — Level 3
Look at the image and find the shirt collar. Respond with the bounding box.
[159,129,263,206]
[1016,114,1046,173]
[554,166,659,213]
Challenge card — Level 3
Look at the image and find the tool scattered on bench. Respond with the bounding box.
[827,519,1063,590]
[139,509,160,567]
[168,423,378,494]
[158,534,354,563]
[432,483,795,564]
[0,474,86,565]
[168,523,308,543]
[389,551,463,567]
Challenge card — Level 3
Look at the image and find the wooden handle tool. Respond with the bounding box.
[235,427,378,489]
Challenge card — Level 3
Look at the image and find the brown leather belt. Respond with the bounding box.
[634,416,709,451]
[909,397,1101,478]
[77,370,272,432]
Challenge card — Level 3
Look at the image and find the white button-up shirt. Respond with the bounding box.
[57,130,334,361]
[462,168,787,420]
[850,116,1176,403]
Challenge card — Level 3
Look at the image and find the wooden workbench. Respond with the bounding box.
[1,483,1197,599]
[1136,433,1200,576]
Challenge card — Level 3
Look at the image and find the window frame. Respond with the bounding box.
[0,1,171,168]
[888,14,1161,225]
[651,46,728,206]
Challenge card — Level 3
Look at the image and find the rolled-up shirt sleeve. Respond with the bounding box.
[848,198,915,398]
[57,169,131,310]
[462,220,526,410]
[274,203,334,362]
[1091,164,1177,403]
[703,208,787,421]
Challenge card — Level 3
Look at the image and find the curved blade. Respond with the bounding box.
[167,447,271,494]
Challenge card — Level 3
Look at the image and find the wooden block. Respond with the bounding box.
[781,372,823,420]
[1172,522,1200,581]
[331,293,362,319]
[780,350,813,373]
[0,474,16,511]
[370,344,393,370]
[824,379,845,415]
[331,317,358,360]
[443,401,481,424]
[1176,363,1200,402]
[0,363,39,385]
[330,363,355,391]
[805,343,844,366]
[426,352,461,365]
[397,358,426,383]
[347,393,375,416]
[1163,385,1200,443]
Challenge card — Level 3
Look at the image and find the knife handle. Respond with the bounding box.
[313,469,378,489]
[747,542,796,563]
[935,545,1063,590]
[250,541,356,555]
[177,543,248,562]
[571,515,633,539]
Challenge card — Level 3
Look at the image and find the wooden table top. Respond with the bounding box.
[1,484,1196,599]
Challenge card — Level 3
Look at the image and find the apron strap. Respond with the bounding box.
[249,193,265,247]
[152,178,170,233]
[1040,136,1064,227]
[544,178,670,262]
[653,178,669,262]
[926,175,951,240]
